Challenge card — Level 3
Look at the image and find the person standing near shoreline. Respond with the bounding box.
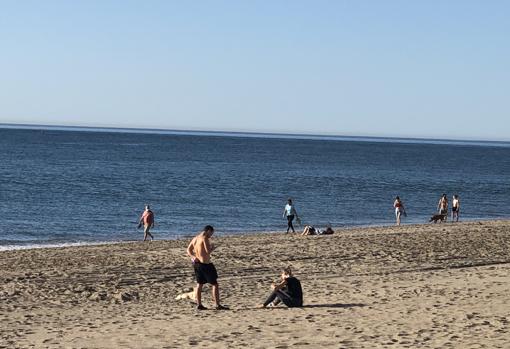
[452,194,460,222]
[186,225,228,310]
[393,196,406,226]
[283,199,299,233]
[437,194,449,221]
[138,205,155,241]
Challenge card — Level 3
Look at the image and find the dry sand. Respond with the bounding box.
[1,220,510,349]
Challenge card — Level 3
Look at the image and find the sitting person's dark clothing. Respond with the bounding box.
[262,268,303,308]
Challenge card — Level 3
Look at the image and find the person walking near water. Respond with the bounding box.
[138,205,155,241]
[283,199,299,233]
[186,225,228,310]
[437,194,448,221]
[452,194,460,222]
[393,196,406,226]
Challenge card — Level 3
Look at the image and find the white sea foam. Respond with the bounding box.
[0,240,126,252]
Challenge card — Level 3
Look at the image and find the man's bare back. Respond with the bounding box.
[187,231,214,264]
[185,225,227,310]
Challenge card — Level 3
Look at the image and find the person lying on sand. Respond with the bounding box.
[301,225,334,236]
[259,267,303,308]
[186,225,228,311]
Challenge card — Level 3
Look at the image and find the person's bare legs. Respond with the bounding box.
[196,283,203,307]
[396,211,401,226]
[144,226,154,241]
[212,283,220,306]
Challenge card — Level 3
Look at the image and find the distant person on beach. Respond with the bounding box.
[452,194,460,222]
[186,225,228,310]
[283,199,299,233]
[138,205,155,241]
[301,225,334,236]
[259,266,303,308]
[437,194,448,221]
[393,196,406,226]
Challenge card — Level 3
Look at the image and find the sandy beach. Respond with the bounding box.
[1,220,510,348]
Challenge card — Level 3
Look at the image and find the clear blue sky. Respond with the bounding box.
[1,1,509,140]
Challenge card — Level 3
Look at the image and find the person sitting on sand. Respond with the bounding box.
[393,196,406,226]
[138,205,155,241]
[301,225,334,236]
[259,266,303,308]
[186,225,228,311]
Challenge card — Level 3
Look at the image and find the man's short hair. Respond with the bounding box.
[204,225,214,233]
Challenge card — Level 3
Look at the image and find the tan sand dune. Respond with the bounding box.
[1,220,510,348]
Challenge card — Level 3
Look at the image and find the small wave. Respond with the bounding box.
[0,240,129,252]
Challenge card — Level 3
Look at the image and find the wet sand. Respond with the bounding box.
[1,220,510,348]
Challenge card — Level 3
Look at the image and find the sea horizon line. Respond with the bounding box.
[1,122,509,147]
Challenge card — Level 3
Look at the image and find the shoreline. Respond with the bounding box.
[2,217,509,252]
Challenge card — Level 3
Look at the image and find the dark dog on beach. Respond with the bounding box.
[429,214,447,223]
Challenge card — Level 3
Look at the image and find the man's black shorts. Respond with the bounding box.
[194,262,218,285]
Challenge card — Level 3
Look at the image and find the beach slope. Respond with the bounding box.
[1,220,510,348]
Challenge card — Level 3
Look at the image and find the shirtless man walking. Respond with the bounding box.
[186,225,228,310]
[138,205,155,241]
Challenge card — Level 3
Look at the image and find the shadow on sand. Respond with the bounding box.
[302,303,366,309]
[250,303,366,311]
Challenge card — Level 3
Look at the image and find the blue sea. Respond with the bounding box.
[1,126,509,250]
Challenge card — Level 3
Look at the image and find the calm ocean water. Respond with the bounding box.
[1,128,509,249]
